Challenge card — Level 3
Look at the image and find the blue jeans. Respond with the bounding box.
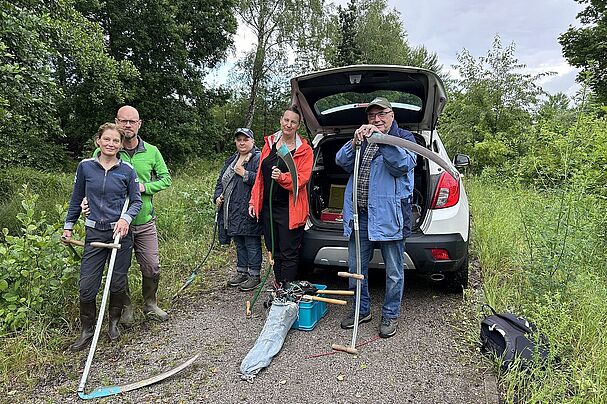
[233,235,262,276]
[348,212,405,319]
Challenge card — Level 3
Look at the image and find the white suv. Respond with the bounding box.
[291,65,471,292]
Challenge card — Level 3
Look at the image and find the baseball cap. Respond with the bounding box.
[234,127,254,138]
[366,97,392,111]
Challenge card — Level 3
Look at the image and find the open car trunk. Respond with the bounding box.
[308,132,430,233]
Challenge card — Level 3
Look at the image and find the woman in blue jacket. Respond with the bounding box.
[214,128,263,291]
[62,122,142,351]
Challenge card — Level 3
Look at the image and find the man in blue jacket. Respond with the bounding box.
[336,97,416,338]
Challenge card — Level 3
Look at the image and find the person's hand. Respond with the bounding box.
[139,183,145,193]
[61,229,72,241]
[80,197,90,217]
[353,124,381,144]
[113,219,129,240]
[248,205,257,219]
[270,166,281,180]
[233,164,245,177]
[215,195,224,208]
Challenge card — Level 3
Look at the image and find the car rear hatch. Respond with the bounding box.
[290,64,447,134]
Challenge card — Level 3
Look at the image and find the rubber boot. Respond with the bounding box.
[108,291,125,341]
[120,283,134,328]
[142,276,168,321]
[68,300,96,352]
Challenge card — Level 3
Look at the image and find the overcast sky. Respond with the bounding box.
[212,0,584,96]
[388,0,584,95]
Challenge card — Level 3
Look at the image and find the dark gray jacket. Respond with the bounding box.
[214,148,262,244]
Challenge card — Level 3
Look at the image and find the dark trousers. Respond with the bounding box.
[261,204,304,283]
[79,227,133,302]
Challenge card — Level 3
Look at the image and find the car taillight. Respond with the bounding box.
[431,248,451,260]
[430,172,460,209]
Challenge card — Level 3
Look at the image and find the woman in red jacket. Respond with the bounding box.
[248,105,313,284]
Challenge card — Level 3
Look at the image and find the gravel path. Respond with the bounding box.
[24,265,498,403]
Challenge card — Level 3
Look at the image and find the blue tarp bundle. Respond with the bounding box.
[239,300,298,381]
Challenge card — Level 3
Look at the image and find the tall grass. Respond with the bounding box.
[468,174,607,403]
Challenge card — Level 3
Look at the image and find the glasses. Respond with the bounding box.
[116,118,140,125]
[366,109,392,121]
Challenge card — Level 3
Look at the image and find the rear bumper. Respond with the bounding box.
[300,228,468,273]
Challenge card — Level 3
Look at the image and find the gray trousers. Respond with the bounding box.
[79,227,133,301]
[131,219,161,278]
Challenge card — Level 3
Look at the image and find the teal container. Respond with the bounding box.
[291,284,329,331]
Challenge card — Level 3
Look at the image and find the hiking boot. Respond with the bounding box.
[238,276,261,292]
[68,300,96,352]
[142,276,169,322]
[340,311,372,329]
[228,272,249,287]
[379,316,398,338]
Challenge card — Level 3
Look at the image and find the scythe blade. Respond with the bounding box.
[276,143,299,205]
[367,132,460,181]
[78,354,199,399]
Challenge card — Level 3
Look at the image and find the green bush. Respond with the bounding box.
[0,167,73,234]
[0,186,80,334]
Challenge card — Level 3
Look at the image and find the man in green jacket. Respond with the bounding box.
[85,105,172,323]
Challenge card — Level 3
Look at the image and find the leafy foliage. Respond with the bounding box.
[328,0,442,73]
[0,1,138,167]
[74,0,238,164]
[517,113,607,195]
[0,186,80,333]
[559,0,607,104]
[440,36,549,169]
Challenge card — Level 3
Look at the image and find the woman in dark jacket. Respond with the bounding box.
[214,128,263,291]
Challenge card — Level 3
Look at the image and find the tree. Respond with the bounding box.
[559,0,607,104]
[0,0,135,169]
[335,1,362,66]
[234,0,327,133]
[440,36,549,169]
[328,0,442,73]
[75,0,238,163]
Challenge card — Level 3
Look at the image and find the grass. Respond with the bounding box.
[466,175,607,403]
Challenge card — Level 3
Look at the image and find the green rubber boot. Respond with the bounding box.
[68,300,96,352]
[142,276,168,321]
[108,291,125,341]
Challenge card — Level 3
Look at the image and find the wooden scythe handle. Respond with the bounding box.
[316,290,354,296]
[302,295,347,305]
[61,236,84,247]
[337,271,364,280]
[331,343,358,355]
[90,241,122,249]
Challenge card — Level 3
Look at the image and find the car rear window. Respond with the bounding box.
[315,90,422,115]
[313,90,423,126]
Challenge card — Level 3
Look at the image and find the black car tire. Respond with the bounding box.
[442,256,469,293]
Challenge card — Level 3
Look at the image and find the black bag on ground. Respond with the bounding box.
[480,304,549,370]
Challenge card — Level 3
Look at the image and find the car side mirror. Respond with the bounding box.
[453,153,470,169]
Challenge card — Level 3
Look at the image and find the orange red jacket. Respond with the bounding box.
[249,131,313,229]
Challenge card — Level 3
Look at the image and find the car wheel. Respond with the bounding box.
[442,256,469,293]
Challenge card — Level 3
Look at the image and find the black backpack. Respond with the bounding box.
[480,305,550,370]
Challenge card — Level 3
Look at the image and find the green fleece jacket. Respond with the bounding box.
[94,137,171,225]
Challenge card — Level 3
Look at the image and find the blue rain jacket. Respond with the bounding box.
[336,120,416,241]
